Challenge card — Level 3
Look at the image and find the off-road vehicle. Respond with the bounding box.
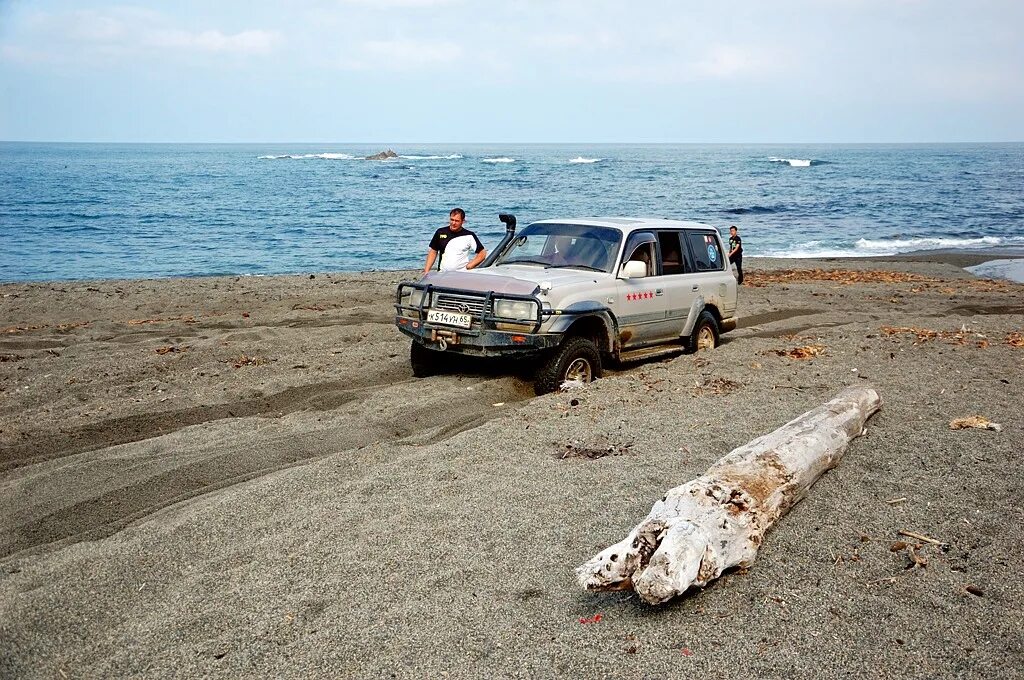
[395,215,738,394]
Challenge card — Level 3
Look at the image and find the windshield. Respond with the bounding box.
[493,223,622,273]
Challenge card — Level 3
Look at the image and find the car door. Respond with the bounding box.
[614,231,670,348]
[655,230,700,339]
[679,229,733,330]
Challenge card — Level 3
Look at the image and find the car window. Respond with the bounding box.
[622,231,658,276]
[685,232,725,272]
[494,223,621,272]
[657,231,688,275]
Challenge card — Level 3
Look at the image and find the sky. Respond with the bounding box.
[1,0,1022,143]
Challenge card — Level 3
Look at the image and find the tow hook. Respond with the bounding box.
[438,336,448,351]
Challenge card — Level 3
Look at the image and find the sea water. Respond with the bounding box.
[2,143,1022,282]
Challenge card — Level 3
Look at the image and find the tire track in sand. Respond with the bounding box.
[1,374,533,560]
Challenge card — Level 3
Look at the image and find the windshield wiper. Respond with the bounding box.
[496,258,549,267]
[545,264,605,272]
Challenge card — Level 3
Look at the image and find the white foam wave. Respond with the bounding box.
[399,153,463,160]
[482,157,515,163]
[257,153,355,160]
[569,156,602,164]
[762,236,1024,258]
[768,157,812,167]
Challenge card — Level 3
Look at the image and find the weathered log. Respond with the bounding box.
[576,385,882,604]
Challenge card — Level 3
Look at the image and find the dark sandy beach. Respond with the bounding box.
[1,255,1022,678]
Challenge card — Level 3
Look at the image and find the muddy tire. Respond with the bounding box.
[410,341,445,377]
[687,310,720,353]
[534,337,602,395]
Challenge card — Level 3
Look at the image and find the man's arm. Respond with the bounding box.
[466,249,487,270]
[423,248,438,275]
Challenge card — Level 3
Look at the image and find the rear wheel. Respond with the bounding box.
[688,310,720,353]
[410,341,445,377]
[534,337,602,395]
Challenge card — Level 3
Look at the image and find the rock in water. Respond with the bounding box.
[365,149,398,160]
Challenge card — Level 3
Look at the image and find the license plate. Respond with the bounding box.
[426,309,472,329]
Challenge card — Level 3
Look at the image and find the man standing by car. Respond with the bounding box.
[728,225,744,285]
[423,208,487,274]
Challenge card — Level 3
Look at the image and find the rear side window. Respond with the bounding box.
[685,232,725,272]
[657,231,688,275]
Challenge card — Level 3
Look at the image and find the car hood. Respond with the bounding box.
[422,265,604,295]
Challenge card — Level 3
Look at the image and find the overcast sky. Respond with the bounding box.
[1,0,1022,143]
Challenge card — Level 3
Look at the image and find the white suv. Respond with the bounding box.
[395,216,738,394]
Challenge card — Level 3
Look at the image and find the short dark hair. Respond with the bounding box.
[450,207,466,219]
[729,225,738,231]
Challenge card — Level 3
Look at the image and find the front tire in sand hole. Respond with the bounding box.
[534,337,602,395]
[688,310,720,353]
[410,341,446,377]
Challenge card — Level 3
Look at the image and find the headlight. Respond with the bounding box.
[494,299,538,321]
[407,288,427,307]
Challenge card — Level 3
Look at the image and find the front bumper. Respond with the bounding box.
[394,281,560,357]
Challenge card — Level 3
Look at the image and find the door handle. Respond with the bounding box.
[655,289,663,296]
[691,285,699,291]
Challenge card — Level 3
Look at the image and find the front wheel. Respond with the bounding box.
[687,310,720,353]
[410,341,446,377]
[534,337,602,395]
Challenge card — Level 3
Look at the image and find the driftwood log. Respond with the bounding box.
[577,385,882,604]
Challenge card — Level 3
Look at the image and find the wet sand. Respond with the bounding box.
[1,257,1022,678]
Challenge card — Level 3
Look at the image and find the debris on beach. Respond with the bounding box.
[1006,332,1024,348]
[881,325,988,346]
[690,376,741,396]
[127,315,197,325]
[155,345,189,355]
[3,324,47,334]
[949,416,1002,432]
[576,386,881,604]
[231,354,269,368]
[747,269,938,287]
[560,438,632,460]
[769,344,826,360]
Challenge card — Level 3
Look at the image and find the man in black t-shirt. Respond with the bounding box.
[728,225,744,285]
[423,208,487,274]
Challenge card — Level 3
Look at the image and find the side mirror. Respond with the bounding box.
[619,260,648,279]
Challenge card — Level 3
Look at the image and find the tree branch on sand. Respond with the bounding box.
[576,386,882,605]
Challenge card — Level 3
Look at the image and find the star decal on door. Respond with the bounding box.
[626,291,654,301]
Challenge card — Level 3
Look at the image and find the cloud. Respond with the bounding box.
[337,39,462,71]
[336,0,460,6]
[2,8,281,64]
[146,29,280,54]
[601,44,787,84]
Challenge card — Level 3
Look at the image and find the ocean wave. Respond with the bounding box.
[399,154,463,160]
[569,156,602,164]
[482,157,515,164]
[724,205,783,215]
[768,157,814,167]
[762,235,1024,258]
[257,153,356,160]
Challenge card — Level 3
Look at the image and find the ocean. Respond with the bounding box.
[2,142,1023,282]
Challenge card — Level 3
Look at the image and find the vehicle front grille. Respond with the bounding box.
[433,293,489,319]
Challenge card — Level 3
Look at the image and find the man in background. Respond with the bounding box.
[728,225,744,285]
[423,208,487,274]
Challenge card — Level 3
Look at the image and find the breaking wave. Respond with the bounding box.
[761,235,1024,258]
[399,154,463,160]
[768,157,816,167]
[258,153,356,160]
[569,156,602,163]
[482,157,515,164]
